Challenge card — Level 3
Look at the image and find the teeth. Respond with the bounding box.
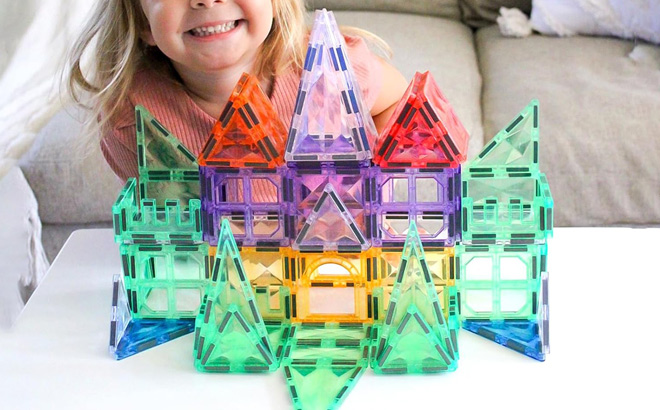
[190,20,237,36]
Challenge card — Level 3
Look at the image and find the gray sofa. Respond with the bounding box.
[19,0,660,263]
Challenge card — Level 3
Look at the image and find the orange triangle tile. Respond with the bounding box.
[374,71,469,168]
[198,73,288,168]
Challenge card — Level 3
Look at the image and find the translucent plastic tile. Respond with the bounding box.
[462,319,546,361]
[120,243,210,319]
[209,246,291,322]
[371,222,458,374]
[456,243,546,330]
[469,100,539,171]
[374,71,469,168]
[461,100,553,243]
[285,9,376,163]
[294,184,368,250]
[373,166,461,246]
[110,275,194,360]
[287,165,373,251]
[113,178,203,244]
[370,246,455,316]
[461,173,553,244]
[287,250,371,323]
[200,166,289,247]
[198,73,287,168]
[194,219,278,372]
[540,272,549,354]
[282,323,369,410]
[110,274,131,355]
[135,105,200,204]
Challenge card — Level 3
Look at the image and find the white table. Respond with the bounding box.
[1,228,658,409]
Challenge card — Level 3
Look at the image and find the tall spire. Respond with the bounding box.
[285,9,376,163]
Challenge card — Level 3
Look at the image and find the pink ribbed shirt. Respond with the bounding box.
[101,35,383,182]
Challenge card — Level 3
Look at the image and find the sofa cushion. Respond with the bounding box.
[19,107,123,225]
[306,0,461,21]
[476,25,660,226]
[333,11,484,159]
[459,0,531,28]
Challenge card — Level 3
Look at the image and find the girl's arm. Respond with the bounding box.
[370,58,409,133]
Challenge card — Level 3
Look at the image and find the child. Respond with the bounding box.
[68,0,408,182]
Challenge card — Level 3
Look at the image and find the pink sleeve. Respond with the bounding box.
[100,124,138,183]
[344,35,384,110]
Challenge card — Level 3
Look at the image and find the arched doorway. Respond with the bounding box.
[292,254,369,323]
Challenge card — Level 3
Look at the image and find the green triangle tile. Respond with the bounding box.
[195,306,275,372]
[374,221,457,373]
[194,219,275,372]
[135,105,200,204]
[469,100,539,170]
[135,105,198,171]
[374,305,456,374]
[285,364,364,410]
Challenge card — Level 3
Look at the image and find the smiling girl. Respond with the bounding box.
[68,0,407,181]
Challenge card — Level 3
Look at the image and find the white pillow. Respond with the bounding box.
[530,0,660,44]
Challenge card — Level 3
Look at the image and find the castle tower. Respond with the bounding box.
[457,100,553,361]
[110,107,207,359]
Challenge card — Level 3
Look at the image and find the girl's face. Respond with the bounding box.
[139,0,274,74]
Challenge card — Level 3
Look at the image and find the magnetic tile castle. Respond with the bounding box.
[109,9,553,409]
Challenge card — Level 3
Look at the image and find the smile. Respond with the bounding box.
[189,20,239,37]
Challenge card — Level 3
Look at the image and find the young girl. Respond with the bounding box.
[68,0,408,182]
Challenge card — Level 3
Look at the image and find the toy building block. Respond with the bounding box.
[198,73,288,168]
[461,100,553,244]
[110,275,195,360]
[285,250,372,323]
[294,184,368,251]
[120,243,210,319]
[456,243,548,360]
[372,166,461,246]
[286,164,373,251]
[135,105,200,205]
[371,222,458,374]
[370,245,455,316]
[285,9,376,163]
[238,247,291,321]
[373,71,469,168]
[208,245,291,323]
[199,166,289,247]
[470,100,539,170]
[456,243,546,321]
[282,322,370,410]
[113,178,203,244]
[194,219,282,372]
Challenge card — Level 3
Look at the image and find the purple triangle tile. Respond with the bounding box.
[285,9,376,163]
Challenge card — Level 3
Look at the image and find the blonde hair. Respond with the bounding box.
[68,0,307,132]
[68,1,389,133]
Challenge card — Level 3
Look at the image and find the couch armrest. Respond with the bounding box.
[0,166,49,328]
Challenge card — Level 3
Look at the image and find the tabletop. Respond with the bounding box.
[1,227,658,409]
